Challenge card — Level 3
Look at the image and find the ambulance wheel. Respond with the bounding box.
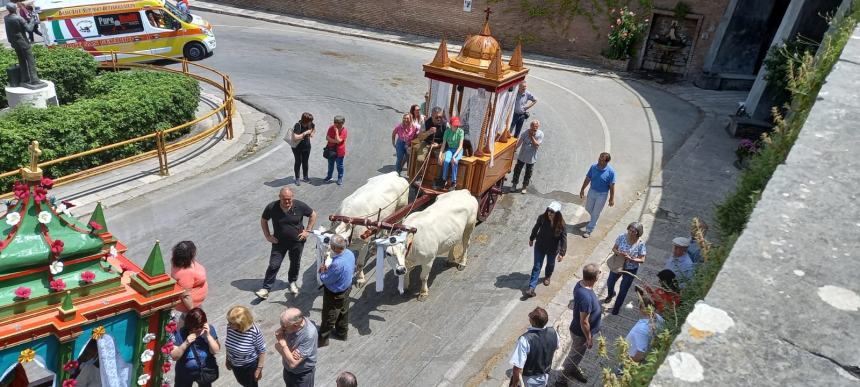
[184,42,208,61]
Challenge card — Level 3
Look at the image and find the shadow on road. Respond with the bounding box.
[565,221,588,236]
[494,272,529,290]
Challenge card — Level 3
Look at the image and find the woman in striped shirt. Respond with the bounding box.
[225,306,267,387]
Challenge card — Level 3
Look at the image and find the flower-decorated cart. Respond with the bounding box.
[0,142,182,387]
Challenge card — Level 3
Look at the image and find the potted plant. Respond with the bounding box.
[603,6,651,70]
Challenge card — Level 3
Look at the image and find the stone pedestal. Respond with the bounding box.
[5,80,58,108]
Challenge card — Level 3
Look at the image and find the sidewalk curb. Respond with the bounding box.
[59,95,261,218]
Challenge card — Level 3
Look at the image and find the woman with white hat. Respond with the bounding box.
[524,201,567,298]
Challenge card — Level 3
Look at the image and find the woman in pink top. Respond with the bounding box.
[170,241,209,315]
[391,113,417,176]
[324,115,348,185]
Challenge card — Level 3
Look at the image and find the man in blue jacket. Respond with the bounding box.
[318,234,355,347]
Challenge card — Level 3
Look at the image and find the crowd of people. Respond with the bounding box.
[510,222,706,386]
[161,82,704,386]
[165,236,358,387]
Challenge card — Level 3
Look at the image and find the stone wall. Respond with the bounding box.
[210,0,730,76]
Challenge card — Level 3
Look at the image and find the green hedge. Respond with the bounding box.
[605,2,859,385]
[0,46,98,107]
[0,70,200,182]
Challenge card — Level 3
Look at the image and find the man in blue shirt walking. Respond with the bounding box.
[579,152,616,238]
[318,234,355,347]
[557,263,601,384]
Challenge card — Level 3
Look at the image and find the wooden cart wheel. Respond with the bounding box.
[477,179,504,222]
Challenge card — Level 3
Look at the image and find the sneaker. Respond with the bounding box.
[302,177,310,182]
[520,187,527,194]
[295,179,301,186]
[510,183,517,192]
[543,277,551,286]
[337,178,343,186]
[583,232,591,238]
[603,295,614,304]
[323,177,333,183]
[525,288,536,298]
[254,289,269,299]
[289,281,299,294]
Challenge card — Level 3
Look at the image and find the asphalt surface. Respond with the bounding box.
[102,12,700,387]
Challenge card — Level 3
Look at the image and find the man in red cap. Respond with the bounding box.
[436,116,465,190]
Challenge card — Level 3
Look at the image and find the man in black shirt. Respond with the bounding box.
[256,187,317,299]
[423,107,448,145]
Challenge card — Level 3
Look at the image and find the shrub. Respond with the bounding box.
[763,38,817,96]
[0,46,98,107]
[0,70,199,183]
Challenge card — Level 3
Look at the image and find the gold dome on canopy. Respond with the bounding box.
[450,10,507,74]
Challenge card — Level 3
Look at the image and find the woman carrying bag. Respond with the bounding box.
[604,222,647,315]
[171,308,221,387]
[286,113,315,186]
[324,115,348,186]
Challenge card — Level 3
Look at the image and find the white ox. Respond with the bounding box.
[384,190,478,301]
[332,172,410,285]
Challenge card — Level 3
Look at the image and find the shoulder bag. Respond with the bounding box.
[607,252,625,273]
[283,123,302,148]
[323,145,338,160]
[189,340,219,384]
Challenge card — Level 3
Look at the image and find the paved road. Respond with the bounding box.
[102,12,700,387]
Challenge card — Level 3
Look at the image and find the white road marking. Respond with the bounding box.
[438,298,519,387]
[530,74,612,153]
[219,141,287,177]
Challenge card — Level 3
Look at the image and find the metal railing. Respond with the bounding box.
[0,51,235,195]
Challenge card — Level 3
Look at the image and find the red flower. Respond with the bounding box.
[81,271,96,283]
[33,186,48,202]
[13,183,28,200]
[120,263,135,273]
[161,361,171,373]
[40,177,54,189]
[63,360,79,372]
[49,279,66,292]
[88,221,103,231]
[51,240,65,256]
[62,379,77,387]
[14,286,31,299]
[160,342,175,354]
[165,321,178,334]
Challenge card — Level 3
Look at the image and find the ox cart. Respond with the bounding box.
[315,12,529,296]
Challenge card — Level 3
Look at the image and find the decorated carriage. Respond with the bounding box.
[320,11,530,293]
[0,142,181,386]
[408,9,529,221]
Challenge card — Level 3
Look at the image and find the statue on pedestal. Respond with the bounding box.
[4,2,46,89]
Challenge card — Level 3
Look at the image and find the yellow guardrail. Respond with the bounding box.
[0,51,235,196]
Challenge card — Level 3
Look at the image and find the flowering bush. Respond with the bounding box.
[606,7,651,60]
[735,139,762,160]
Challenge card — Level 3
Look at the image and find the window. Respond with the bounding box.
[95,12,144,36]
[146,10,175,30]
